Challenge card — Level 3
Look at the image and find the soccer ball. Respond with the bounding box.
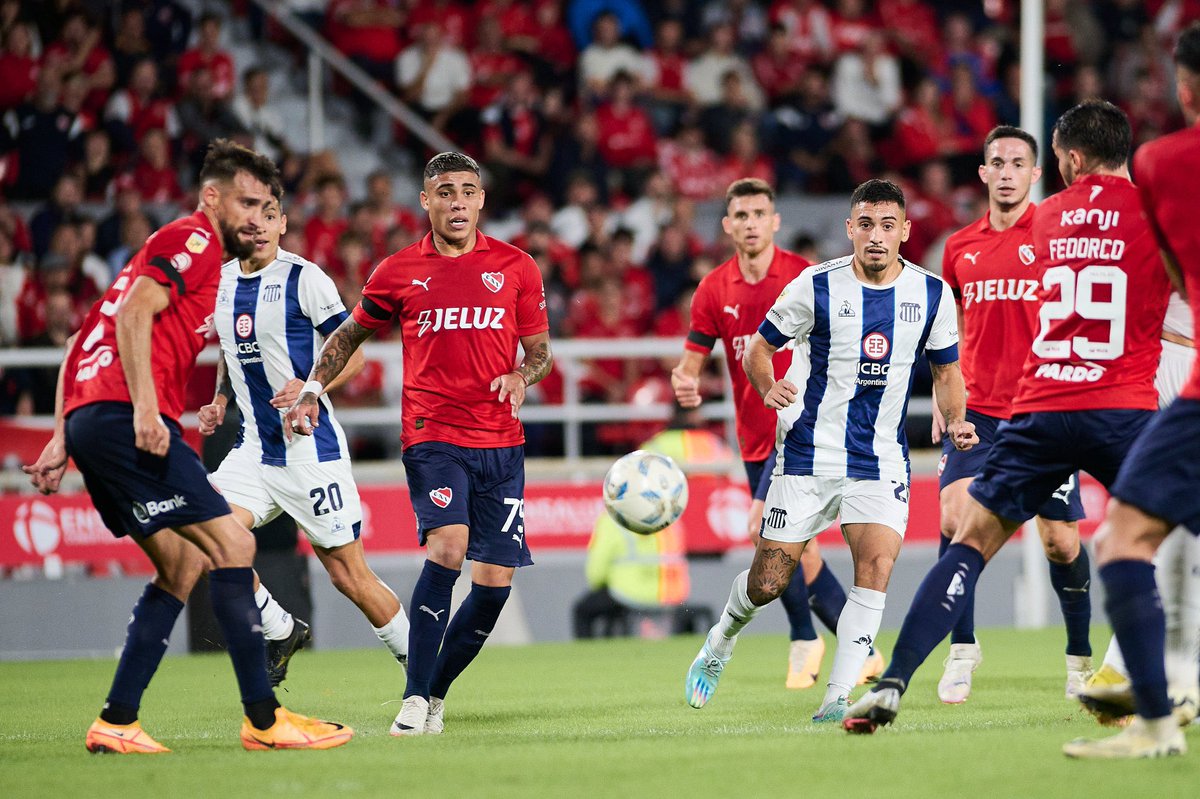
[602,450,689,535]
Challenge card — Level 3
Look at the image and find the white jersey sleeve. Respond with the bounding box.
[924,280,959,364]
[298,264,349,336]
[761,271,815,345]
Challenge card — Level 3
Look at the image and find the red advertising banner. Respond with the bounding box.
[0,475,1110,572]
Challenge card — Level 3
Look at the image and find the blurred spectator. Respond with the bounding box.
[937,14,995,94]
[305,174,349,269]
[944,63,998,178]
[768,0,834,65]
[96,174,153,257]
[1043,0,1104,87]
[830,0,880,55]
[60,69,98,139]
[30,174,84,260]
[658,123,722,201]
[721,122,773,187]
[569,275,640,402]
[75,218,110,286]
[1096,0,1148,56]
[877,0,941,67]
[646,222,695,314]
[790,232,822,263]
[702,0,768,54]
[753,23,807,107]
[644,18,692,133]
[609,228,655,325]
[406,0,472,50]
[365,170,424,256]
[685,22,765,111]
[619,168,674,264]
[467,17,524,115]
[132,128,184,205]
[111,6,152,87]
[178,13,235,100]
[232,66,287,163]
[0,22,38,112]
[105,209,152,277]
[482,71,553,213]
[13,288,75,414]
[831,29,901,126]
[510,2,576,85]
[332,229,372,299]
[0,228,25,346]
[579,11,648,100]
[903,161,957,265]
[104,58,180,155]
[17,244,97,344]
[530,246,570,337]
[43,11,114,117]
[826,118,884,193]
[175,65,249,175]
[74,129,116,201]
[139,0,194,68]
[653,283,695,337]
[568,0,654,51]
[3,69,83,200]
[547,111,610,207]
[327,0,405,135]
[396,20,472,138]
[767,66,841,191]
[698,70,758,153]
[595,70,657,196]
[889,77,955,169]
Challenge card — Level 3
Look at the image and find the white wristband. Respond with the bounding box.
[302,380,324,397]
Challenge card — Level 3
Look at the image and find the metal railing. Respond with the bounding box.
[246,0,455,153]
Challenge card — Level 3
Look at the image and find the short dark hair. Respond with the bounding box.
[849,178,905,211]
[424,152,481,181]
[1175,21,1200,74]
[198,138,282,199]
[242,66,267,85]
[983,125,1038,161]
[725,177,774,210]
[1052,100,1131,170]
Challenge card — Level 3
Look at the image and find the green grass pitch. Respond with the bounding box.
[2,627,1197,797]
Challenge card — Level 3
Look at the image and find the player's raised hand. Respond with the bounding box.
[133,407,170,456]
[270,378,305,409]
[763,379,798,410]
[23,435,68,495]
[947,419,979,451]
[197,402,226,436]
[284,391,320,439]
[670,365,702,408]
[491,371,527,419]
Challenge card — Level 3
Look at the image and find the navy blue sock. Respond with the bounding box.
[879,543,985,692]
[779,570,818,641]
[1100,560,1171,719]
[405,560,460,699]
[429,583,511,699]
[101,583,184,724]
[940,534,977,645]
[209,568,276,714]
[1048,547,1092,656]
[807,560,847,633]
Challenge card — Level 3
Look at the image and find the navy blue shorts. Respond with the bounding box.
[65,402,232,538]
[968,409,1154,524]
[1111,398,1200,534]
[402,441,533,568]
[940,409,1085,522]
[743,449,777,503]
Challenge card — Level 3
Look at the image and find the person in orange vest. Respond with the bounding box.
[573,403,731,638]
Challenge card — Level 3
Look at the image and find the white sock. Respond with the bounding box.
[710,570,759,659]
[1166,528,1200,690]
[825,586,886,701]
[373,607,410,661]
[1101,634,1127,678]
[255,584,294,640]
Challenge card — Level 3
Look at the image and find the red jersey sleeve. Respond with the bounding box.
[685,276,718,354]
[352,256,399,330]
[132,224,218,301]
[516,254,550,336]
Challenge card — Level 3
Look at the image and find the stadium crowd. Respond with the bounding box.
[0,0,1193,455]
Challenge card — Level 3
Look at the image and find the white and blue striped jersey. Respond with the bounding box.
[215,249,351,466]
[759,256,959,481]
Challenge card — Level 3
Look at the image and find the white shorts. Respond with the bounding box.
[760,474,909,543]
[1157,340,1193,408]
[212,446,363,549]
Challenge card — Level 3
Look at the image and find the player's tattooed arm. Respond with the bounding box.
[516,332,553,387]
[747,544,799,605]
[930,360,978,451]
[284,318,374,438]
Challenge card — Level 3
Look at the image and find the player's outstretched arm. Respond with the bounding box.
[23,332,78,494]
[670,350,706,408]
[270,347,366,410]
[744,332,796,409]
[199,353,233,435]
[930,360,978,451]
[284,317,374,438]
[116,276,172,456]
[492,331,552,420]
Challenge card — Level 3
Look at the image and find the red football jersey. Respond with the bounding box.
[64,211,223,422]
[1134,125,1200,401]
[351,232,549,449]
[1012,174,1169,414]
[686,247,810,462]
[942,204,1041,419]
